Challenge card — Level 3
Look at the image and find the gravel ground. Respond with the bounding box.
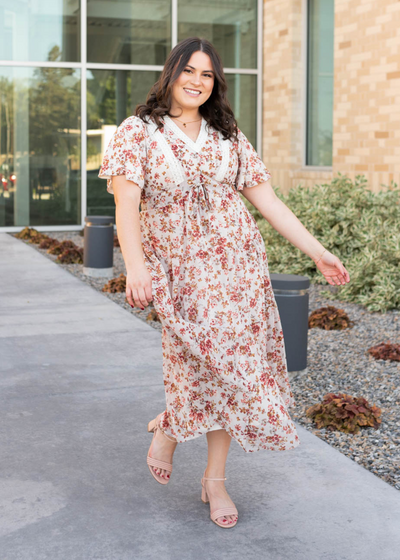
[12,230,400,492]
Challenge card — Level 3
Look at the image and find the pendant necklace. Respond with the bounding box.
[172,117,202,128]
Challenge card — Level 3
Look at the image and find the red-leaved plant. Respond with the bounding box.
[306,392,381,434]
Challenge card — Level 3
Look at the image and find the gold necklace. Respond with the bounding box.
[171,117,202,128]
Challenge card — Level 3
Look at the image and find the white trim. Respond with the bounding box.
[221,67,259,75]
[0,60,82,68]
[0,60,259,75]
[81,0,87,226]
[86,63,165,72]
[146,121,185,185]
[214,134,231,182]
[257,0,263,154]
[171,0,178,48]
[0,225,89,233]
[163,115,208,153]
[302,0,308,168]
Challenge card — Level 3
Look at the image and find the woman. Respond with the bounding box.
[99,37,350,529]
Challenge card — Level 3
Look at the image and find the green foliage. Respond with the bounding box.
[244,174,400,312]
[306,393,382,434]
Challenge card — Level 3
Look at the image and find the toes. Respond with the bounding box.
[152,466,171,480]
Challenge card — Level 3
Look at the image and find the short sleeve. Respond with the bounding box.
[98,115,147,195]
[235,128,272,191]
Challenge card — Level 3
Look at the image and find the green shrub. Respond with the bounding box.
[244,174,400,312]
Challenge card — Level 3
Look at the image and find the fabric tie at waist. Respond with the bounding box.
[184,176,212,221]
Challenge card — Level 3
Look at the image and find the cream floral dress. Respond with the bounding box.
[99,114,300,453]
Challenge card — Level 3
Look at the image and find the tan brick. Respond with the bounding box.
[262,0,400,193]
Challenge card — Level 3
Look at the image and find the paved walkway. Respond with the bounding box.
[1,232,399,560]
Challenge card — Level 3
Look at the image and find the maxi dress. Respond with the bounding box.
[99,114,300,453]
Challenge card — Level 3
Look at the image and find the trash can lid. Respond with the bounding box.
[270,273,310,291]
[85,215,115,225]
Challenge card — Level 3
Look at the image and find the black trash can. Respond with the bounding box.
[83,215,115,278]
[270,273,310,375]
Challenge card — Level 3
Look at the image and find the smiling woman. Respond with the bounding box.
[98,35,349,531]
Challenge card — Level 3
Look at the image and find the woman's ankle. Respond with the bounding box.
[204,467,226,479]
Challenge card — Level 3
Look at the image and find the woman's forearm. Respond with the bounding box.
[263,197,325,261]
[112,178,145,274]
[242,183,326,262]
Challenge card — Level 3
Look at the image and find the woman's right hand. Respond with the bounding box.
[126,265,153,310]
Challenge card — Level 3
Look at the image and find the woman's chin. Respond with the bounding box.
[178,96,202,109]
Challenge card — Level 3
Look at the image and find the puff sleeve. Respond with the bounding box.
[235,128,272,191]
[98,116,147,195]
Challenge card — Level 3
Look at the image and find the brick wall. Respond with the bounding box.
[262,0,400,193]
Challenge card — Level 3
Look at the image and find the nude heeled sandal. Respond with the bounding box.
[147,413,176,485]
[201,471,239,528]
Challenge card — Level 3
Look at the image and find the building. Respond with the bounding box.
[0,0,399,232]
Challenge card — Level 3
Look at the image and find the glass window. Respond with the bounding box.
[86,69,160,215]
[0,67,81,227]
[87,0,171,65]
[178,0,257,69]
[226,74,257,147]
[0,0,80,63]
[306,0,334,166]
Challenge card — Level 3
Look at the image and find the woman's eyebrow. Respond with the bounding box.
[186,65,214,74]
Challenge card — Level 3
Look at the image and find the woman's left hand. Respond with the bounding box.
[314,250,350,286]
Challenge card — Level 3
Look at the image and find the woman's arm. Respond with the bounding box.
[241,180,350,286]
[112,175,153,309]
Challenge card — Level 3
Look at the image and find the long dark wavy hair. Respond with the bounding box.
[135,37,238,142]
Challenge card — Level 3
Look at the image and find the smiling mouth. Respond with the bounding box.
[184,88,201,96]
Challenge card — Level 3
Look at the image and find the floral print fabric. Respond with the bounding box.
[99,115,300,453]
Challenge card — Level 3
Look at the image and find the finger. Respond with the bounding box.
[126,286,134,307]
[137,288,149,308]
[337,260,350,282]
[145,285,153,303]
[132,289,144,309]
[343,267,350,282]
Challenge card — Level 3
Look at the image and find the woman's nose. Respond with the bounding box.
[190,75,201,85]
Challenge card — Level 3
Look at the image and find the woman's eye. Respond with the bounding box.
[184,68,192,73]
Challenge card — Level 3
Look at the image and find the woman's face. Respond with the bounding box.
[171,51,215,111]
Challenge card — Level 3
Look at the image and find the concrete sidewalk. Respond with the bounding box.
[1,232,399,560]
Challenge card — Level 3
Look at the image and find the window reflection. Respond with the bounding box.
[306,0,334,166]
[0,67,81,227]
[87,0,171,65]
[0,0,80,62]
[226,73,257,147]
[86,69,160,215]
[178,0,257,69]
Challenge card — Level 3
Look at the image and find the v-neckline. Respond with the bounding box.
[163,114,208,153]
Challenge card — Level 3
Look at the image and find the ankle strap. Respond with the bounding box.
[203,476,227,481]
[155,419,176,443]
